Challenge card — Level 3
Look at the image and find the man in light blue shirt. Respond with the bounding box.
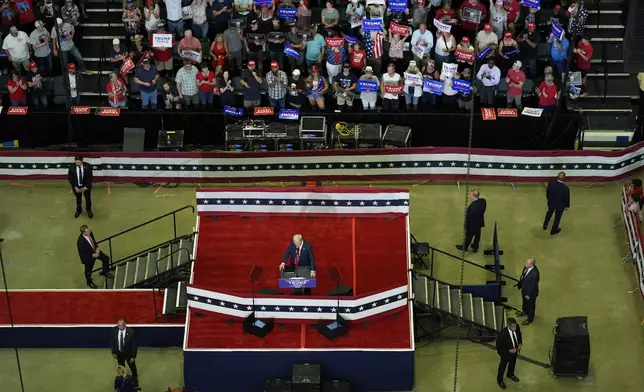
[410,24,434,68]
[304,25,326,70]
[549,35,569,75]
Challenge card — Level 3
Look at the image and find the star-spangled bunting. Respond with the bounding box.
[196,198,409,207]
[186,284,409,321]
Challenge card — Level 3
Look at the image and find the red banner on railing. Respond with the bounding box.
[7,106,28,115]
[254,107,274,116]
[71,106,91,115]
[99,107,121,117]
[497,108,518,118]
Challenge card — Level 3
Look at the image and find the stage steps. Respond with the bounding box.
[413,274,508,334]
[104,235,194,289]
[162,281,189,316]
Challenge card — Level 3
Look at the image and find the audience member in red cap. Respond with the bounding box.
[244,19,266,74]
[497,31,518,76]
[517,21,540,79]
[305,64,328,110]
[7,70,27,106]
[503,0,521,30]
[505,60,525,111]
[266,60,288,108]
[455,36,475,71]
[573,34,593,85]
[459,0,488,34]
[240,59,263,108]
[489,0,507,38]
[66,62,83,105]
[476,23,498,53]
[26,60,48,109]
[550,4,567,28]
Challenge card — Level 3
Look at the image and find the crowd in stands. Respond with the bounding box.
[0,0,593,112]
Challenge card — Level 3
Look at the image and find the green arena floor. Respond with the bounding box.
[0,180,643,391]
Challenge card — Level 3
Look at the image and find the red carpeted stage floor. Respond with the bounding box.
[0,290,181,325]
[187,214,412,350]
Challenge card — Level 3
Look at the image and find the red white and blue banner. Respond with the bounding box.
[196,188,410,216]
[186,284,408,321]
[2,143,644,183]
[620,186,644,299]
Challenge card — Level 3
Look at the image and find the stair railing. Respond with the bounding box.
[427,246,520,285]
[95,205,195,269]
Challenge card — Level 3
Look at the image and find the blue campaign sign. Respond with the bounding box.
[522,0,540,9]
[342,33,359,44]
[569,85,581,94]
[279,109,300,120]
[254,0,273,6]
[505,48,520,57]
[388,0,407,11]
[363,18,383,32]
[284,45,300,59]
[452,79,471,94]
[278,8,297,18]
[357,80,378,92]
[551,21,565,41]
[279,278,317,289]
[224,105,244,117]
[423,79,443,95]
[476,46,493,62]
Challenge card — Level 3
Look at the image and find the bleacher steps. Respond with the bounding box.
[438,284,451,313]
[112,264,126,290]
[484,302,497,330]
[134,256,147,284]
[461,293,475,322]
[163,286,178,315]
[145,251,159,280]
[495,305,507,330]
[177,282,188,309]
[473,297,485,327]
[124,260,136,288]
[157,246,170,274]
[450,289,461,317]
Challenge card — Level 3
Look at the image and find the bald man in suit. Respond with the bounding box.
[456,190,487,253]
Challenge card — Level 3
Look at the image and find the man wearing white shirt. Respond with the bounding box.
[2,26,31,72]
[496,318,522,390]
[476,57,500,106]
[410,24,433,68]
[164,0,184,37]
[67,155,94,218]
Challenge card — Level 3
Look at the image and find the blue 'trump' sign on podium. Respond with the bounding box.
[279,278,317,289]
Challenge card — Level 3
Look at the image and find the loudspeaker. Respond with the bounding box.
[552,316,590,377]
[382,125,411,147]
[292,363,321,392]
[322,380,351,392]
[242,312,275,338]
[265,378,292,392]
[157,130,184,150]
[123,127,146,152]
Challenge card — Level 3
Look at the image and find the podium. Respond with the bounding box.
[280,266,316,294]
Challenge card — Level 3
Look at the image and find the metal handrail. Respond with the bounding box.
[92,232,194,272]
[414,271,522,314]
[95,205,195,269]
[428,245,520,283]
[154,247,191,280]
[152,248,193,321]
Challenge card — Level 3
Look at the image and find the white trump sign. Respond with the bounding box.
[152,33,173,48]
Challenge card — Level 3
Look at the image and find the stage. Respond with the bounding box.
[182,187,415,391]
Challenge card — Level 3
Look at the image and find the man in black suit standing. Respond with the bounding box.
[111,318,139,389]
[517,257,539,325]
[496,318,522,390]
[77,225,113,289]
[67,155,94,219]
[279,234,316,278]
[456,190,487,253]
[543,171,570,235]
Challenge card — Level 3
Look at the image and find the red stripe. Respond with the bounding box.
[196,186,409,193]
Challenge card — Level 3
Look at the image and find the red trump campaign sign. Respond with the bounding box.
[7,106,28,115]
[325,37,345,48]
[99,107,121,117]
[72,106,91,115]
[254,107,275,116]
[481,107,496,120]
[497,108,518,117]
[383,85,404,94]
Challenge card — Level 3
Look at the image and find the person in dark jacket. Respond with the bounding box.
[67,155,94,218]
[456,190,487,253]
[111,318,139,388]
[543,171,570,235]
[516,257,539,325]
[77,225,112,288]
[496,318,522,390]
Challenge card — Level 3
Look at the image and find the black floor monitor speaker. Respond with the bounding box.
[265,378,292,392]
[322,380,351,392]
[123,127,146,152]
[243,312,275,338]
[552,316,590,378]
[292,363,321,392]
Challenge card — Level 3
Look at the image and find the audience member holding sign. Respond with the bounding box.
[305,64,329,110]
[404,61,423,111]
[411,23,433,68]
[346,0,365,36]
[381,62,402,112]
[421,60,440,109]
[358,66,380,110]
[334,63,358,111]
[434,31,456,73]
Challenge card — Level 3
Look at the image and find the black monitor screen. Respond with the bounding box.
[301,117,325,131]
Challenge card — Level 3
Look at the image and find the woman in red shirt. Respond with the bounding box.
[537,75,559,109]
[106,72,127,108]
[435,2,457,26]
[503,0,521,30]
[209,34,227,76]
[196,63,216,107]
[7,71,27,106]
[349,42,365,77]
[573,34,593,85]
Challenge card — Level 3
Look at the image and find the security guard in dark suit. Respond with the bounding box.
[456,190,487,253]
[517,257,540,325]
[543,171,570,235]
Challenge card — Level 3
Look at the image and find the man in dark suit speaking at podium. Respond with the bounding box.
[279,234,316,278]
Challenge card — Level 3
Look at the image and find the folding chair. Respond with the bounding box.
[410,234,430,270]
